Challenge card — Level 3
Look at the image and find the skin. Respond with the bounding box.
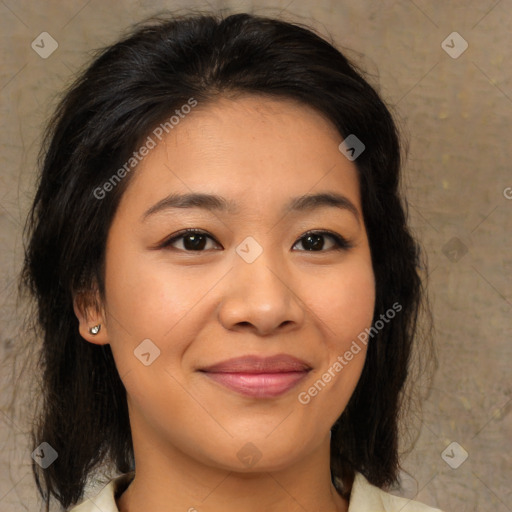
[74,95,376,512]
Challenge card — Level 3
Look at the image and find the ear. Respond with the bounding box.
[73,289,109,345]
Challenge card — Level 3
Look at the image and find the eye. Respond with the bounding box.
[159,229,353,252]
[160,229,220,251]
[292,230,353,252]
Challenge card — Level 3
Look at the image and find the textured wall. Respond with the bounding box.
[0,1,510,510]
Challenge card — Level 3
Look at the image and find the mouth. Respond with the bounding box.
[198,354,312,398]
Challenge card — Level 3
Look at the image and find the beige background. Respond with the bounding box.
[1,0,511,510]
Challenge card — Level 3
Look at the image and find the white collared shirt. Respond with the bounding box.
[68,471,443,511]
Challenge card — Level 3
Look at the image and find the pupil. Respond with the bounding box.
[304,234,323,251]
[185,234,206,250]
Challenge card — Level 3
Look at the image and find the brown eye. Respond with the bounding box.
[160,229,352,253]
[161,229,221,251]
[293,231,353,252]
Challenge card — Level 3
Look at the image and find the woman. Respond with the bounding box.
[21,11,440,512]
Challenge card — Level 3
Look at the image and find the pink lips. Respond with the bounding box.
[199,354,312,398]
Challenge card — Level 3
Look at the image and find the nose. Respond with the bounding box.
[217,247,305,336]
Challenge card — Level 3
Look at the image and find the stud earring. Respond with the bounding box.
[89,324,101,335]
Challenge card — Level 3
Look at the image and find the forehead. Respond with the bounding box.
[119,95,362,217]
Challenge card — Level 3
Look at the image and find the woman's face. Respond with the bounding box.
[81,95,375,474]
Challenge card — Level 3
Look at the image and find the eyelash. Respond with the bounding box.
[159,228,353,253]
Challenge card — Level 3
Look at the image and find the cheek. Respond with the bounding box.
[312,257,376,348]
[295,262,374,431]
[104,242,189,334]
[103,242,224,375]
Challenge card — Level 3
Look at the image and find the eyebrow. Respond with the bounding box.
[141,191,360,224]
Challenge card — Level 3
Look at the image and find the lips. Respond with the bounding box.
[199,354,312,373]
[198,354,312,398]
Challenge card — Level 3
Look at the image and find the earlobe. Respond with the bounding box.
[79,322,109,345]
[73,295,109,345]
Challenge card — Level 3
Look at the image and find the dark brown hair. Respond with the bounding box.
[19,10,433,510]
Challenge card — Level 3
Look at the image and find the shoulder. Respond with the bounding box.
[348,472,444,512]
[67,472,135,512]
